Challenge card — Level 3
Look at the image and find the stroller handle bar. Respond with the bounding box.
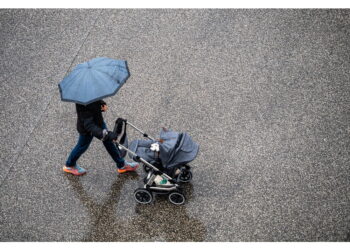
[126,121,156,141]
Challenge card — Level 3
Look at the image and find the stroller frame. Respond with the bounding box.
[113,119,192,205]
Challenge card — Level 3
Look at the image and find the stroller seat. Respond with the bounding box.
[128,128,199,177]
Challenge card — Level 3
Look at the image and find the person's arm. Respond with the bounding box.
[80,110,104,139]
[81,110,116,141]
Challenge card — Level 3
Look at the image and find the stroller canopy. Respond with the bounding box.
[128,128,199,171]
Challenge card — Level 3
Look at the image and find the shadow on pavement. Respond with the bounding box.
[65,173,206,241]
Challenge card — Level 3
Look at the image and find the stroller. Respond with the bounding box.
[113,118,199,205]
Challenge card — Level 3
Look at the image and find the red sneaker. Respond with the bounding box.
[117,161,139,174]
[63,165,87,176]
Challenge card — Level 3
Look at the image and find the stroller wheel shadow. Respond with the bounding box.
[65,174,206,241]
[133,182,206,241]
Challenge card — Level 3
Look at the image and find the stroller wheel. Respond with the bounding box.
[134,188,153,204]
[177,169,193,183]
[143,164,152,173]
[168,191,186,205]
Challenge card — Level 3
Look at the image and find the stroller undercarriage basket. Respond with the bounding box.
[113,118,199,205]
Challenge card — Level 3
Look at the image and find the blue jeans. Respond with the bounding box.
[66,122,125,169]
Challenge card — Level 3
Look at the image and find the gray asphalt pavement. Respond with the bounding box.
[0,9,349,241]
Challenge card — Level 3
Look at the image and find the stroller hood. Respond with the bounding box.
[159,129,199,169]
[128,128,199,172]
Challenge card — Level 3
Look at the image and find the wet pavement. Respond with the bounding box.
[0,9,349,241]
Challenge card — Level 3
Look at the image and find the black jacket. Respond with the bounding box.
[76,100,106,139]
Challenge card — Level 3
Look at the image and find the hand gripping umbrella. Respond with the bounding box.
[58,57,130,105]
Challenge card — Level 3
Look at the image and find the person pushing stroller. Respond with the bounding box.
[63,100,139,176]
[58,58,139,176]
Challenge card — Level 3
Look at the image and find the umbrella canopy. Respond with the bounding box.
[58,57,130,105]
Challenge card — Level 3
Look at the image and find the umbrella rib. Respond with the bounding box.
[92,68,115,80]
[95,64,126,68]
[90,69,109,95]
[93,67,129,84]
[81,71,90,103]
[60,69,82,91]
[93,64,127,71]
[60,73,84,102]
[94,68,117,87]
[90,69,116,99]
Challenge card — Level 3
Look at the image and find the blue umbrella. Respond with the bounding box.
[58,57,130,105]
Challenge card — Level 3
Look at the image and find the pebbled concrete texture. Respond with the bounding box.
[0,9,101,185]
[0,9,350,241]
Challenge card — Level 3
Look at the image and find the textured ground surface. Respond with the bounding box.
[0,9,349,241]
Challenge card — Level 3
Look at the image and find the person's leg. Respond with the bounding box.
[64,134,93,175]
[103,140,125,168]
[102,122,138,173]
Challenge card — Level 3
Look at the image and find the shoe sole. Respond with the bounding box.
[63,168,86,176]
[117,165,139,174]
